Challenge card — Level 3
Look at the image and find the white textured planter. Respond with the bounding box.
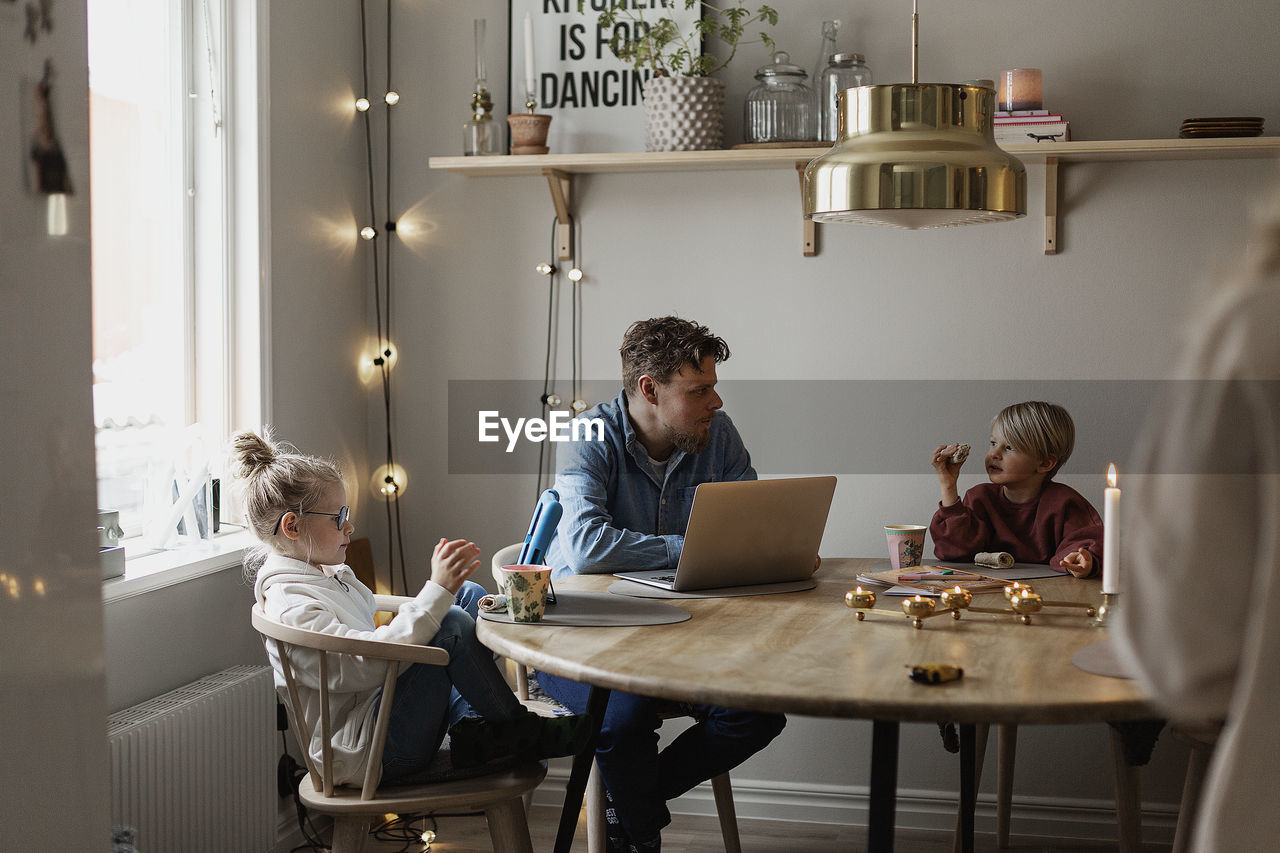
[642,76,725,152]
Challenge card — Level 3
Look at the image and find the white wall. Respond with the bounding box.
[364,0,1280,836]
[0,2,111,848]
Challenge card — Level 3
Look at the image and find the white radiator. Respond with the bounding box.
[108,665,276,853]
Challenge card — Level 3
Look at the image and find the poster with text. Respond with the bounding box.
[509,1,702,154]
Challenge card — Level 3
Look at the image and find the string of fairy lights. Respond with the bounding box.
[356,0,409,599]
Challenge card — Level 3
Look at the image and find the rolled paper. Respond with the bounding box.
[975,551,1015,569]
[478,593,509,612]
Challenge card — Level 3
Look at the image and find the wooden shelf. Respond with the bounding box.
[428,137,1280,176]
[427,137,1280,256]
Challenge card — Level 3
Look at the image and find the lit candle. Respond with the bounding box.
[523,13,537,100]
[1103,463,1119,594]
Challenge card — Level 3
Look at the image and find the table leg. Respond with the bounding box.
[555,685,612,853]
[869,719,900,852]
[959,724,976,853]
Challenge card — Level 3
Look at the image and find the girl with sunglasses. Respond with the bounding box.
[234,429,590,787]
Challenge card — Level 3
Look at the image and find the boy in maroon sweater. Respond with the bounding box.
[929,401,1102,578]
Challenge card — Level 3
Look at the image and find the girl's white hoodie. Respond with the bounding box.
[254,553,453,785]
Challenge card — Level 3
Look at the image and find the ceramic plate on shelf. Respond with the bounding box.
[1179,115,1264,138]
[1182,116,1263,124]
[1180,128,1264,138]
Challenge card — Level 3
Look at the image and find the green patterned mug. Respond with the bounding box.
[498,565,551,623]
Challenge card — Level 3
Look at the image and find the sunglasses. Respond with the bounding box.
[273,505,350,535]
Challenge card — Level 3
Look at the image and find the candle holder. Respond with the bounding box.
[1095,592,1116,625]
[939,586,973,619]
[846,581,1100,630]
[844,586,877,620]
[902,595,945,629]
[508,94,552,155]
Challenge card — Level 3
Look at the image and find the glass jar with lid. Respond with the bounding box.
[743,51,814,144]
[818,53,872,142]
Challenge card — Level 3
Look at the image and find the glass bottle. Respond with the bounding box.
[810,20,840,140]
[818,53,872,143]
[743,51,814,144]
[463,19,501,156]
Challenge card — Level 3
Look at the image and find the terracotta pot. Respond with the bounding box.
[507,113,552,155]
[642,76,725,152]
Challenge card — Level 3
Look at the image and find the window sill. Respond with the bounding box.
[102,529,257,604]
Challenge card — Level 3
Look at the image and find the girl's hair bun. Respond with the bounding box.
[230,430,277,481]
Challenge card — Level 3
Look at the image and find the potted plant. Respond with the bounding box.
[581,0,778,151]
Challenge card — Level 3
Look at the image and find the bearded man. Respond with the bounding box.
[539,315,785,853]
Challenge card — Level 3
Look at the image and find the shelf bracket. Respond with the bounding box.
[795,162,817,257]
[542,168,574,260]
[1044,157,1059,255]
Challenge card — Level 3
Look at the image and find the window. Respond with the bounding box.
[89,0,261,550]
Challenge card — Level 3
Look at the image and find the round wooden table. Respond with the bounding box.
[477,558,1157,852]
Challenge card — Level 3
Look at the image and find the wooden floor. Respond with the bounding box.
[300,804,1161,852]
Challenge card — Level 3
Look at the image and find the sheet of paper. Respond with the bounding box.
[931,561,1062,580]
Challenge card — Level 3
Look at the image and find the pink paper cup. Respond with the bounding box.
[498,565,551,622]
[884,525,927,570]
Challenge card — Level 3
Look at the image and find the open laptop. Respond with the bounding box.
[614,476,837,593]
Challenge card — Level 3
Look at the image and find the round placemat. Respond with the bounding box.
[479,590,690,627]
[1071,639,1136,679]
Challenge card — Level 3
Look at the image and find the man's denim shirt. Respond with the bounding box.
[545,390,757,579]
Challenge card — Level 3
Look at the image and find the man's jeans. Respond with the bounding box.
[536,670,786,842]
[379,581,523,784]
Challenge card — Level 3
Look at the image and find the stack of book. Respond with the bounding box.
[993,109,1071,145]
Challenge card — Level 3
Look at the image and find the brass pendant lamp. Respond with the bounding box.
[803,1,1026,228]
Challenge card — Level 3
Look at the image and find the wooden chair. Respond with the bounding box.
[251,600,545,853]
[956,719,1213,853]
[492,542,742,853]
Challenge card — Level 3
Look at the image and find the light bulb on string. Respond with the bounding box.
[384,90,400,105]
[567,267,584,282]
[370,463,409,500]
[355,97,371,112]
[357,340,399,385]
[360,226,377,240]
[535,262,554,276]
[421,828,436,845]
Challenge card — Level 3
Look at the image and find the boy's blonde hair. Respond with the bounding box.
[992,401,1075,479]
[230,429,344,575]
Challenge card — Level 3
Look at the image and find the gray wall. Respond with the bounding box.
[76,0,1280,844]
[370,0,1280,835]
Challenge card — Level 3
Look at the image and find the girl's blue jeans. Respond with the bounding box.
[379,581,523,783]
[536,670,786,843]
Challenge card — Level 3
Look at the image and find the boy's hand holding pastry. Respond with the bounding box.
[932,443,968,506]
[430,537,482,594]
[1059,549,1094,578]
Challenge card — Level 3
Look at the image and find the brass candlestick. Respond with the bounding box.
[844,586,877,619]
[1095,592,1116,625]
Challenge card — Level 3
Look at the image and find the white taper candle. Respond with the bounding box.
[1102,463,1120,594]
[524,13,536,100]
